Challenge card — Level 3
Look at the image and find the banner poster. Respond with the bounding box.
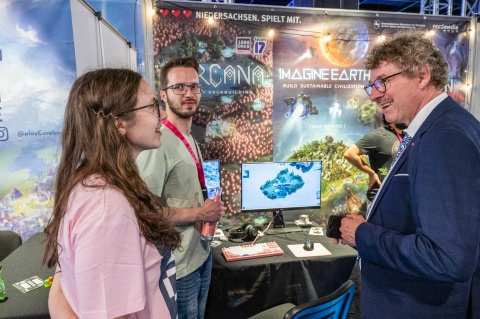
[0,0,76,241]
[154,1,470,227]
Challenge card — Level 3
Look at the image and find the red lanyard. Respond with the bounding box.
[396,132,403,142]
[162,119,206,187]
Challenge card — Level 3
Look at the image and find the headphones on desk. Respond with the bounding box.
[242,223,259,240]
[228,223,259,242]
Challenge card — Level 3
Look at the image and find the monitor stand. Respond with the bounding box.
[265,211,305,235]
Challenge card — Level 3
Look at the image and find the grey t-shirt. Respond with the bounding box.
[136,127,210,279]
[355,127,401,183]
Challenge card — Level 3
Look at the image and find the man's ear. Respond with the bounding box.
[115,117,127,136]
[417,65,432,89]
[159,90,168,105]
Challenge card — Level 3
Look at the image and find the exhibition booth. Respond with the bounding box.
[0,0,479,318]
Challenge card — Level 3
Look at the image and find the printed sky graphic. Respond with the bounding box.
[0,0,76,241]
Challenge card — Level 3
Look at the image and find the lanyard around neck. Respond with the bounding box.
[162,119,206,187]
[396,132,403,142]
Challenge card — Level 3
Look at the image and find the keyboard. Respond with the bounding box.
[222,241,284,262]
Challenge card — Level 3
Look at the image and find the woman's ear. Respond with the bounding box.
[115,117,127,136]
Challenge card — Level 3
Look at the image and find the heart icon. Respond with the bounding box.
[172,10,181,17]
[183,10,192,18]
[159,9,169,17]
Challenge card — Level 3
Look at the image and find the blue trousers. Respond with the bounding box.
[177,253,212,319]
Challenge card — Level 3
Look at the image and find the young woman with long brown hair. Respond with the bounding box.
[43,68,180,319]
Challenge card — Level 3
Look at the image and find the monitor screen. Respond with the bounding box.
[241,161,322,212]
[203,159,221,200]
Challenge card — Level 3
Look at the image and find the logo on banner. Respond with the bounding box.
[253,37,267,55]
[432,24,459,33]
[374,20,381,29]
[0,127,8,141]
[236,37,251,54]
[159,9,192,18]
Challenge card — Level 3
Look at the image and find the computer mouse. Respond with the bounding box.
[303,239,314,251]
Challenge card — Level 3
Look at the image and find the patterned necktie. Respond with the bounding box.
[365,132,412,220]
[390,132,412,170]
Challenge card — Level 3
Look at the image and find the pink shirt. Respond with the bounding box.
[58,177,174,318]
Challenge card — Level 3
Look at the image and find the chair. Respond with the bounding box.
[248,280,355,319]
[0,230,22,261]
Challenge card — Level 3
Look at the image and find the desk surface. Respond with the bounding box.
[0,232,53,319]
[0,230,357,319]
[205,231,357,319]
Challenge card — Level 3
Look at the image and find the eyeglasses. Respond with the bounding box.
[117,98,161,118]
[163,84,204,95]
[364,71,403,96]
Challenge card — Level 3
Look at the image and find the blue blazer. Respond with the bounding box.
[356,96,480,318]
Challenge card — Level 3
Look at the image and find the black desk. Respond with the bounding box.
[0,231,357,319]
[205,231,357,319]
[0,232,53,319]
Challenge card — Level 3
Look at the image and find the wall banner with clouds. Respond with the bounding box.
[0,0,76,242]
[154,1,472,227]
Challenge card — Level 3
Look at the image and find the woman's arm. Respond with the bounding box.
[48,267,132,319]
[48,267,78,319]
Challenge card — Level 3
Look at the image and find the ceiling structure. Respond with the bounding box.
[193,0,479,16]
[358,0,476,15]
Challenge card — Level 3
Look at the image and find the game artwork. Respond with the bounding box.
[241,161,321,212]
[260,168,305,200]
[155,2,470,228]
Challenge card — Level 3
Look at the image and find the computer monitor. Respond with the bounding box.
[203,159,221,199]
[241,161,322,234]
